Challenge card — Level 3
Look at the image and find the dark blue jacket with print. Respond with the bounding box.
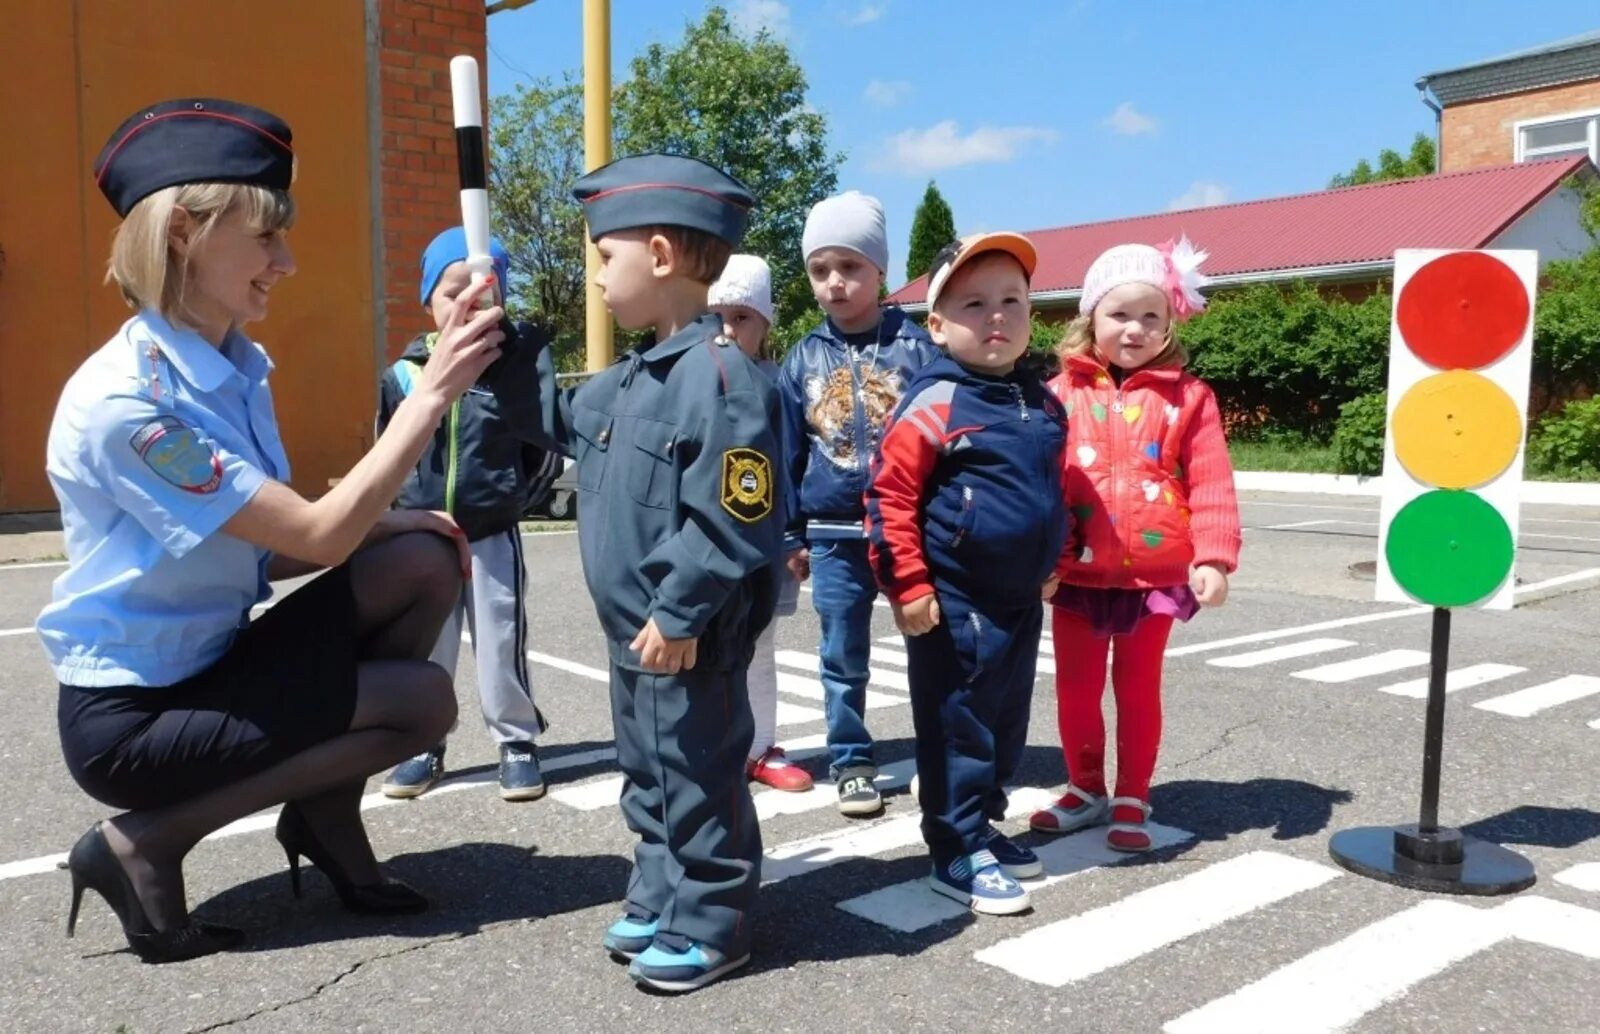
[776,307,938,552]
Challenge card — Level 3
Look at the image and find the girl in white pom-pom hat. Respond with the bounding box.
[708,254,813,793]
[1031,237,1242,852]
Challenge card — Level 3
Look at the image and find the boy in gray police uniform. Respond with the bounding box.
[517,154,780,993]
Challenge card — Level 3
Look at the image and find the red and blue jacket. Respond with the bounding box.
[866,353,1073,608]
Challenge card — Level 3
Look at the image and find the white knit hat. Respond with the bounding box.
[1079,236,1210,322]
[707,253,774,325]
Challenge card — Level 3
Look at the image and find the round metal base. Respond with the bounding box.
[1329,825,1536,896]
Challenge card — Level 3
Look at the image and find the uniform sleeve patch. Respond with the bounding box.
[721,447,773,524]
[129,416,223,494]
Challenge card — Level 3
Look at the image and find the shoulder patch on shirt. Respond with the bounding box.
[721,447,773,524]
[129,416,223,494]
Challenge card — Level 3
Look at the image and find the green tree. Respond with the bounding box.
[489,76,589,371]
[1329,132,1437,188]
[905,181,957,281]
[613,6,843,349]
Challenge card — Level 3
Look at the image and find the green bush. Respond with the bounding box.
[1532,249,1600,407]
[1177,282,1392,438]
[1527,398,1600,482]
[1331,391,1387,476]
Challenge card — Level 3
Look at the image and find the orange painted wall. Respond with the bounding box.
[0,1,402,512]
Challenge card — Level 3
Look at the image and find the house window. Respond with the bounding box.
[1515,110,1599,163]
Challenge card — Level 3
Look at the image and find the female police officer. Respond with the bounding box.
[36,98,506,964]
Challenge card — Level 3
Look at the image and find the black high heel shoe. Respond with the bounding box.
[65,823,243,964]
[274,803,428,914]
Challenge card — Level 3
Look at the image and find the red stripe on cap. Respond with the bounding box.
[582,181,752,209]
[96,109,293,186]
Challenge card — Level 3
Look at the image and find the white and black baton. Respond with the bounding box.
[449,55,495,310]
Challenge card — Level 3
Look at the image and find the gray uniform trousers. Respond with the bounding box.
[612,655,759,952]
[428,528,545,743]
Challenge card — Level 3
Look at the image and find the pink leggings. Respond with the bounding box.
[1051,607,1174,803]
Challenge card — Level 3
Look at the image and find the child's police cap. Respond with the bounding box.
[94,99,294,217]
[572,153,755,244]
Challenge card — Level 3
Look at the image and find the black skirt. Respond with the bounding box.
[58,564,361,811]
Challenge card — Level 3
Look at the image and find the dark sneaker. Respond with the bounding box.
[985,827,1044,879]
[381,745,445,799]
[602,906,658,961]
[928,849,1032,916]
[628,932,750,993]
[498,741,546,801]
[836,766,882,817]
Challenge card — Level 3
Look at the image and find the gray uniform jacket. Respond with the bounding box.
[524,314,783,670]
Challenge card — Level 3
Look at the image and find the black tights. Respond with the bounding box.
[101,532,461,930]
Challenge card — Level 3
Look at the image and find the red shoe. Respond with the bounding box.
[746,747,814,792]
[1106,797,1153,852]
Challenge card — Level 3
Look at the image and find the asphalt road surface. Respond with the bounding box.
[2,490,1597,1033]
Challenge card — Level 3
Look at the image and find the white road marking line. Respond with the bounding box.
[1473,674,1600,717]
[1554,863,1600,893]
[975,852,1337,987]
[1206,638,1356,669]
[1514,568,1600,595]
[773,650,910,693]
[1254,519,1343,531]
[526,650,609,682]
[838,821,1192,933]
[550,735,830,813]
[775,700,825,725]
[1375,662,1526,700]
[0,628,35,638]
[0,560,67,571]
[1291,649,1431,683]
[1164,896,1600,1034]
[761,785,1056,886]
[1165,608,1429,657]
[776,671,904,709]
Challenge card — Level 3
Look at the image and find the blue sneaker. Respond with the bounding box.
[928,849,1032,915]
[381,745,445,799]
[985,827,1043,880]
[498,741,546,802]
[602,907,658,961]
[628,932,750,992]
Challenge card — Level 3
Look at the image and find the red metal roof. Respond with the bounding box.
[888,156,1592,307]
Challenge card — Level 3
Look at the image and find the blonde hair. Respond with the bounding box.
[1056,306,1188,369]
[107,181,295,324]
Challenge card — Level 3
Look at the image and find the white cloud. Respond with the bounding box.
[871,120,1059,175]
[863,79,912,107]
[1103,101,1159,136]
[731,0,791,39]
[844,3,888,24]
[1168,181,1230,211]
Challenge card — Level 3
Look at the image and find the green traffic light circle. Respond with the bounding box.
[1386,490,1514,607]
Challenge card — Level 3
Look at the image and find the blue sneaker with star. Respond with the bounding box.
[627,932,750,992]
[928,849,1032,915]
[602,907,658,961]
[985,826,1043,880]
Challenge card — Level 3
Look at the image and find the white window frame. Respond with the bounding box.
[1513,107,1600,164]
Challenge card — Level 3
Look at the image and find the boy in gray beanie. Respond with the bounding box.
[777,191,938,817]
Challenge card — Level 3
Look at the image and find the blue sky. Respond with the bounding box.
[485,1,1599,285]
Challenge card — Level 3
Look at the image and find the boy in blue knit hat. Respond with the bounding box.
[377,227,560,802]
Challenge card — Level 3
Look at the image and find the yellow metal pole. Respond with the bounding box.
[583,0,613,371]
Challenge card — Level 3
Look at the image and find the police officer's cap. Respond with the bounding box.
[94,99,294,217]
[573,153,755,245]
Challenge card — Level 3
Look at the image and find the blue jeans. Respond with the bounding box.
[809,539,878,777]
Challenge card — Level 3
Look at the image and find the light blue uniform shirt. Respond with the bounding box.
[36,310,290,688]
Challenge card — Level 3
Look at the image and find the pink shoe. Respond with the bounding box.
[1105,797,1153,852]
[746,747,814,792]
[1028,784,1109,835]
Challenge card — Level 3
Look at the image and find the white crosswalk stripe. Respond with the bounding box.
[1473,674,1600,716]
[974,852,1339,987]
[838,820,1193,933]
[1375,662,1526,699]
[1291,649,1431,682]
[1206,638,1356,668]
[1555,863,1600,892]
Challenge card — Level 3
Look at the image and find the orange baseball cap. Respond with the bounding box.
[924,231,1038,311]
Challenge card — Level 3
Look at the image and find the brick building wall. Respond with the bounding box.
[375,0,489,360]
[1440,78,1600,172]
